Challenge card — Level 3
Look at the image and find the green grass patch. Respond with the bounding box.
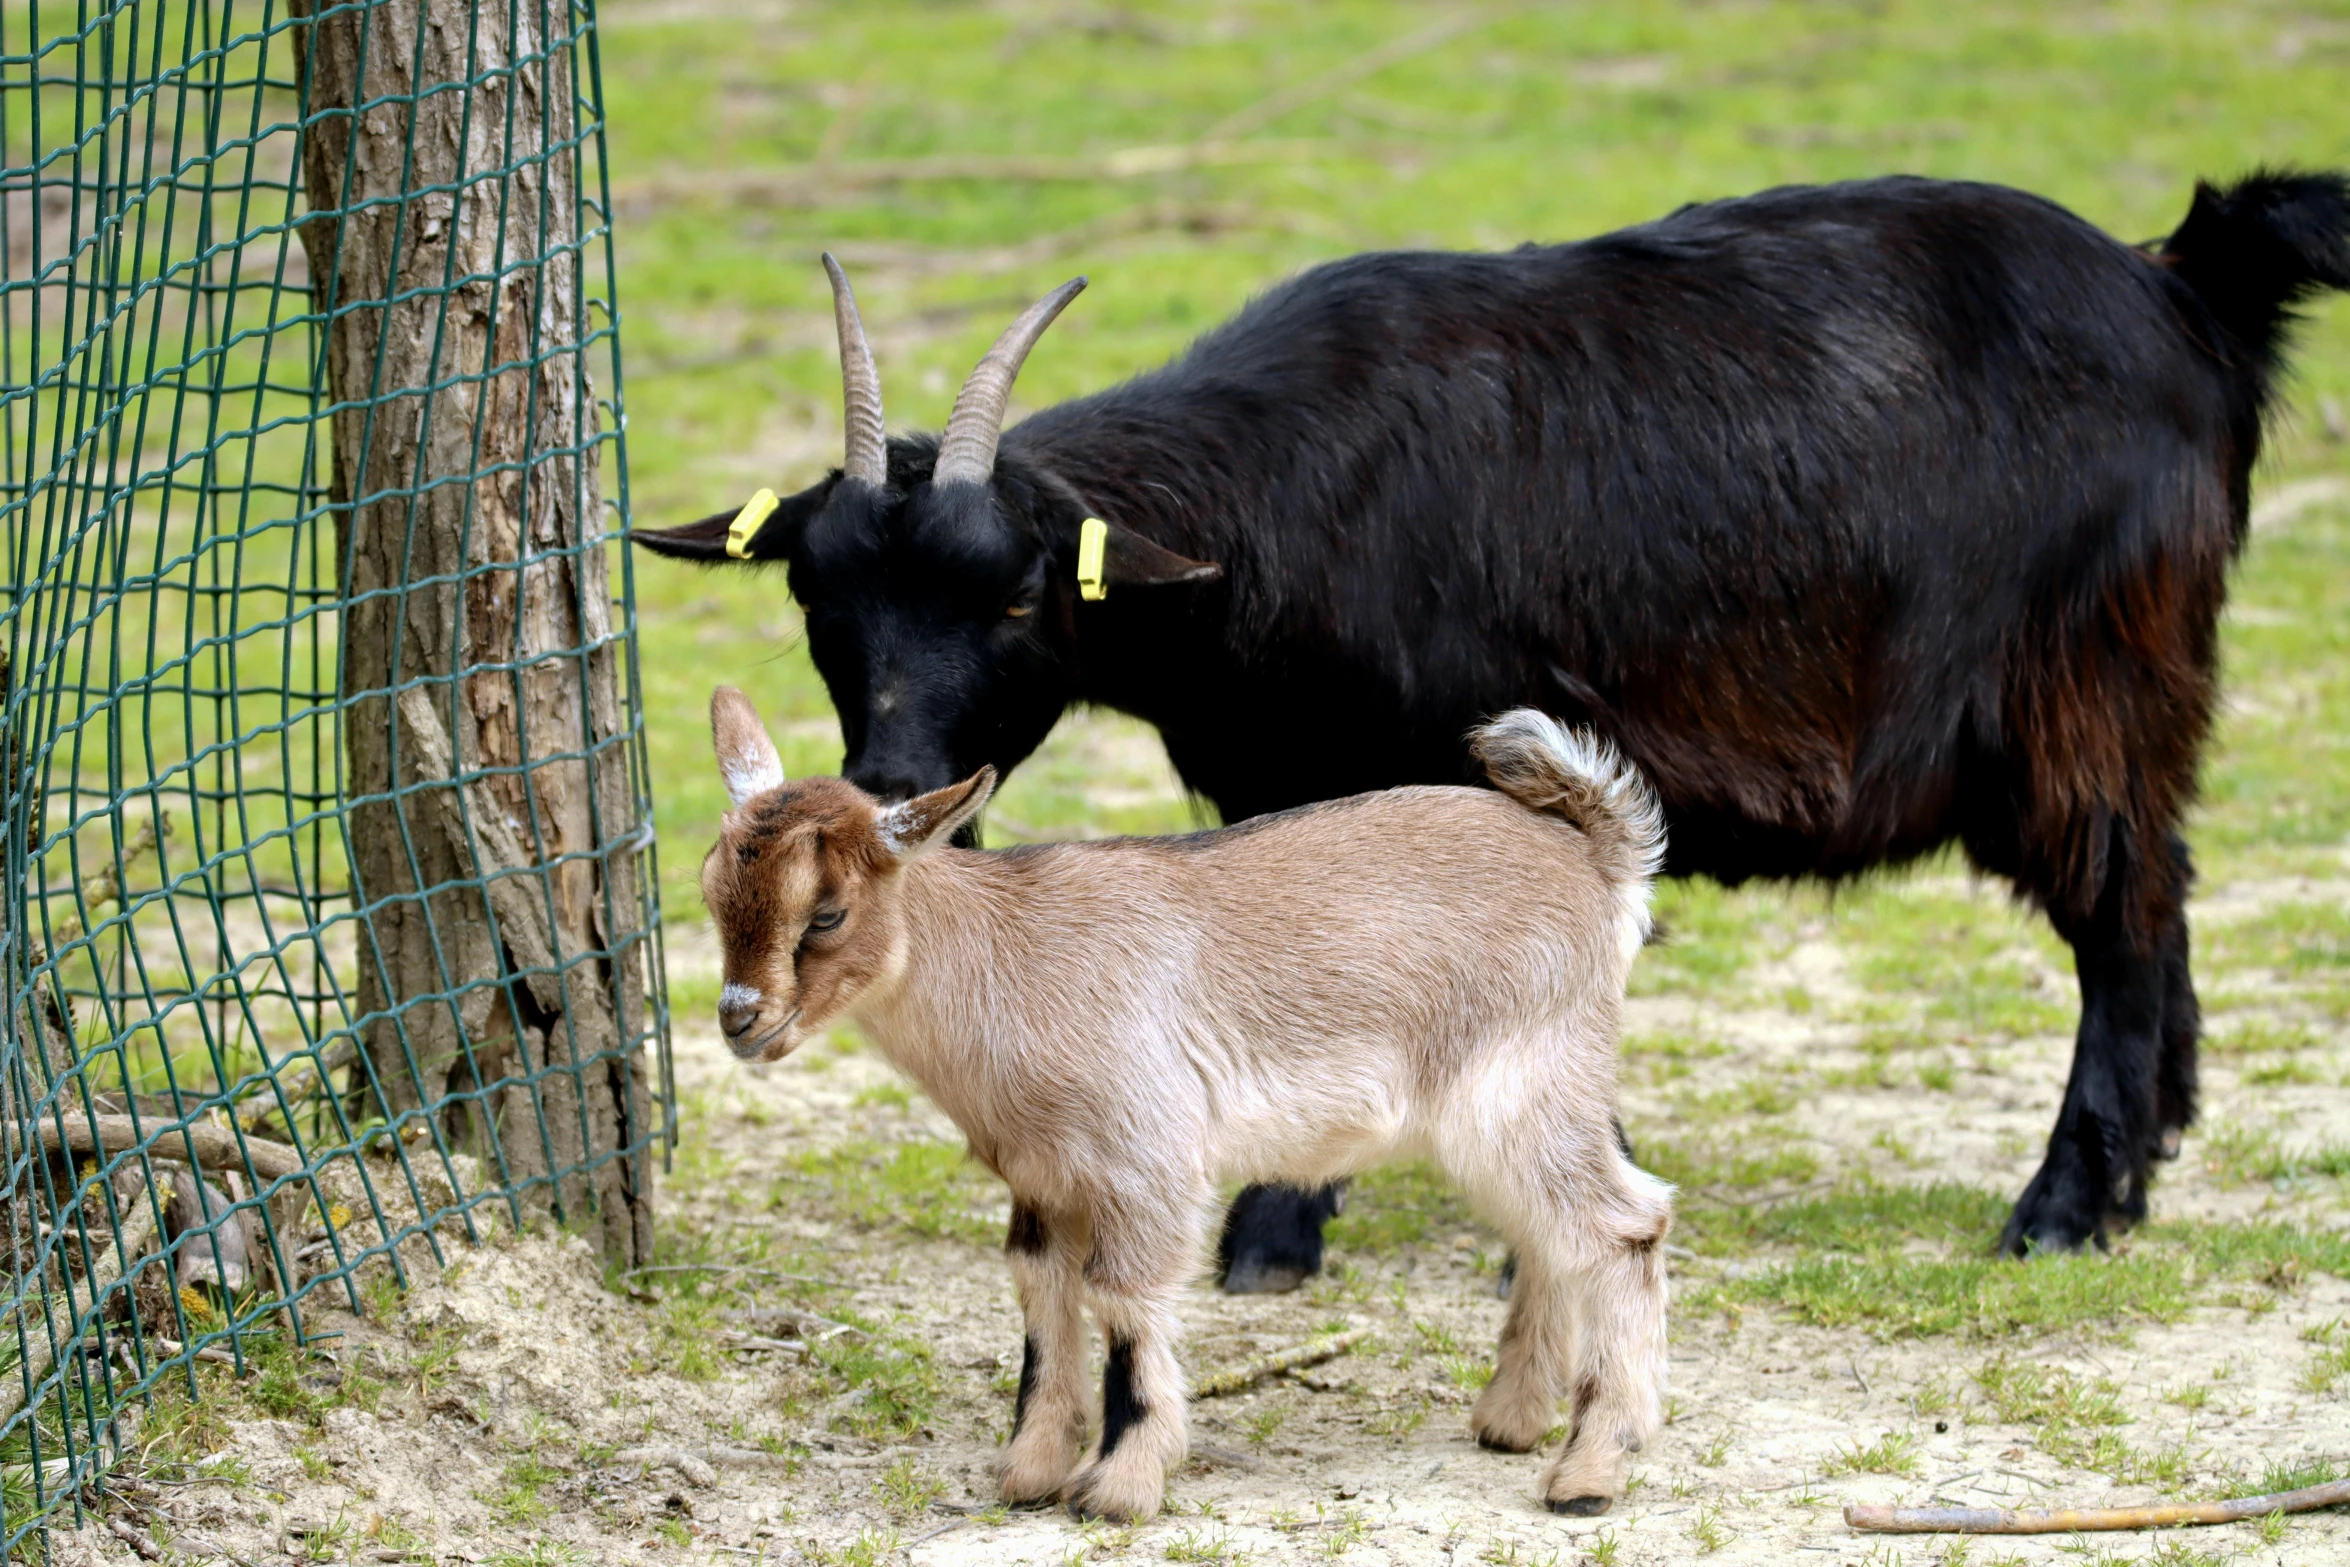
[2205,902,2350,979]
[2228,1456,2347,1500]
[1630,881,1780,1000]
[1702,1248,2196,1340]
[1685,1184,2350,1339]
[1639,1131,1821,1197]
[1325,1161,1481,1256]
[1678,1180,2008,1257]
[2196,1122,2350,1186]
[781,1137,1001,1243]
[1828,880,2072,1040]
[1822,1429,1922,1477]
[808,1320,942,1442]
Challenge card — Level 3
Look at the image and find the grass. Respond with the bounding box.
[1325,1161,1482,1256]
[780,1137,1003,1243]
[1823,1430,1923,1477]
[2229,1456,2347,1499]
[1681,1180,2350,1338]
[2198,1120,2350,1186]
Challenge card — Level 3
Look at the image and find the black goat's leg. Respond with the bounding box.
[2002,880,2166,1256]
[1216,1182,1343,1295]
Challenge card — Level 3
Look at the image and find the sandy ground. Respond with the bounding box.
[43,849,2350,1567]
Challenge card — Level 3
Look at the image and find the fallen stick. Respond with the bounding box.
[1846,1476,2350,1534]
[34,1116,304,1182]
[1191,1328,1372,1399]
[611,1443,801,1487]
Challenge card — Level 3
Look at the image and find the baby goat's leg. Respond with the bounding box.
[1537,1161,1673,1515]
[1469,1244,1574,1455]
[1064,1200,1199,1524]
[999,1202,1090,1504]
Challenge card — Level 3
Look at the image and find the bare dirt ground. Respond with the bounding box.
[47,826,2350,1567]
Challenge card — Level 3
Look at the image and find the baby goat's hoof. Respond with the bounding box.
[998,1432,1081,1506]
[1065,1455,1167,1524]
[1469,1383,1552,1454]
[1541,1442,1630,1516]
[1545,1495,1612,1516]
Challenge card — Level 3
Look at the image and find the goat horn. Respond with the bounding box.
[932,276,1087,487]
[823,253,888,488]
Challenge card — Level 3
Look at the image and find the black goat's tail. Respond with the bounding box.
[2161,168,2350,383]
[1471,710,1666,960]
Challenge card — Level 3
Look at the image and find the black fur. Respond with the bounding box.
[1006,1203,1047,1255]
[639,172,2350,1267]
[1013,1335,1040,1429]
[1099,1337,1145,1458]
[1215,1181,1342,1295]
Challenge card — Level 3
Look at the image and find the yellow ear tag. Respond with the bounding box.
[726,488,780,559]
[1077,516,1108,601]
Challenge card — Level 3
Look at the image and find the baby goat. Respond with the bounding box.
[702,688,1674,1521]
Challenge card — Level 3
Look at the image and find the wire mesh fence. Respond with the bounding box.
[0,0,667,1545]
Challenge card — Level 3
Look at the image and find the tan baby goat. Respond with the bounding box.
[702,687,1674,1522]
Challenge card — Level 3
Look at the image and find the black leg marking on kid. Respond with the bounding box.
[1013,1335,1040,1429]
[1099,1337,1146,1458]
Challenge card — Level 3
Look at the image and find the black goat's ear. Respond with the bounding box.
[630,508,742,561]
[1094,518,1221,590]
[631,481,823,563]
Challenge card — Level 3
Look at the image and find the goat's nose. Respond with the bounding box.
[718,1001,759,1040]
[851,770,925,805]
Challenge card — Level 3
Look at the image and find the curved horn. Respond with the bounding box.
[823,253,888,488]
[932,275,1087,487]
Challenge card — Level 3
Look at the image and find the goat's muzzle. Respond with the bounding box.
[727,1007,802,1063]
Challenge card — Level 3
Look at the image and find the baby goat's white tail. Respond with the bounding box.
[1470,710,1667,959]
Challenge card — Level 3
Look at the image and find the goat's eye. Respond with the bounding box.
[1003,601,1034,620]
[806,909,845,933]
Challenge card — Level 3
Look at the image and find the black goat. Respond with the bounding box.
[639,171,2350,1285]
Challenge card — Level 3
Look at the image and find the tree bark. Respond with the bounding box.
[293,0,652,1262]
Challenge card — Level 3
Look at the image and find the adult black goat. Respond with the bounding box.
[639,171,2350,1285]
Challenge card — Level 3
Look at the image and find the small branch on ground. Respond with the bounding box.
[612,1445,800,1487]
[34,1116,303,1181]
[1846,1476,2350,1534]
[1191,1327,1373,1399]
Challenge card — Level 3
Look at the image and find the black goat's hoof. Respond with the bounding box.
[1546,1495,1612,1516]
[1219,1259,1309,1296]
[1215,1183,1337,1294]
[2001,1160,2108,1258]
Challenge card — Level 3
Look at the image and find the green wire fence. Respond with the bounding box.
[0,0,668,1546]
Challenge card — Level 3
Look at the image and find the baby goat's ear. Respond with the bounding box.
[873,768,997,864]
[710,686,785,807]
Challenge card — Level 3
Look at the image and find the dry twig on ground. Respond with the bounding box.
[1846,1476,2350,1534]
[1190,1327,1372,1399]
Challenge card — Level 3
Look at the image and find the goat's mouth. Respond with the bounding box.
[731,1008,803,1062]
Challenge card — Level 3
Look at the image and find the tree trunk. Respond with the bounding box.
[293,0,652,1262]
